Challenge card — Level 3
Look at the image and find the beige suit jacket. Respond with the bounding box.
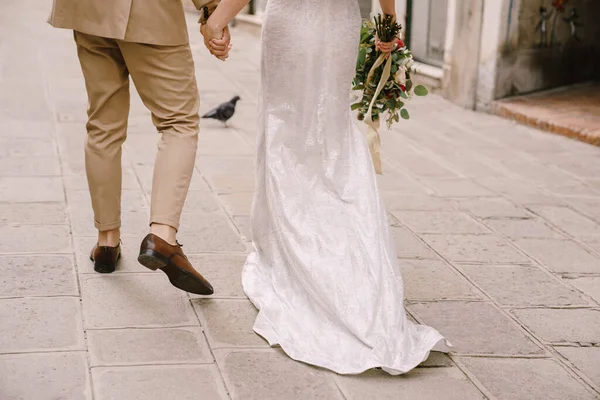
[48,0,212,46]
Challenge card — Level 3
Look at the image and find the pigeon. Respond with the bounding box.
[202,95,241,127]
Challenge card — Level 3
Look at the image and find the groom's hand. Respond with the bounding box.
[201,23,231,61]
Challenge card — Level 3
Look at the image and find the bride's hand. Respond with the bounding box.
[201,23,231,61]
[375,37,396,54]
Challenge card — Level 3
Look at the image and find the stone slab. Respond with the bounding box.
[567,276,600,304]
[0,176,64,202]
[459,265,591,306]
[214,348,344,400]
[455,197,532,219]
[409,301,543,355]
[393,211,490,234]
[87,327,213,366]
[187,254,246,298]
[513,239,600,273]
[0,297,84,352]
[0,255,78,297]
[177,212,246,253]
[0,225,71,254]
[92,365,228,400]
[555,346,600,387]
[336,366,485,400]
[192,299,267,348]
[399,259,481,301]
[81,274,198,329]
[421,234,531,264]
[483,218,565,239]
[459,357,597,400]
[511,308,600,344]
[391,227,440,260]
[0,352,91,400]
[0,202,67,225]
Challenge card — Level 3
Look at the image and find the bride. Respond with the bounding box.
[201,0,449,374]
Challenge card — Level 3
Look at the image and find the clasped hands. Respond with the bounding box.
[200,22,232,61]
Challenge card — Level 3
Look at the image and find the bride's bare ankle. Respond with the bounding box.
[150,223,177,246]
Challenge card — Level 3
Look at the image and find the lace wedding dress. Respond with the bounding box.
[242,0,449,374]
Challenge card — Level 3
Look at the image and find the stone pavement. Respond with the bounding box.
[2,1,600,399]
[493,83,600,146]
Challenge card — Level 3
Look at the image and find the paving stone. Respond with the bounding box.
[421,234,531,264]
[0,202,67,225]
[513,239,600,273]
[214,348,344,400]
[456,197,531,219]
[183,189,221,213]
[459,357,597,400]
[555,346,600,387]
[188,254,246,298]
[0,137,56,157]
[567,276,600,304]
[0,352,90,400]
[73,236,149,274]
[336,366,484,400]
[196,129,253,156]
[475,177,564,205]
[409,301,543,355]
[483,218,565,239]
[196,156,254,176]
[0,176,63,202]
[0,255,78,297]
[460,264,591,306]
[392,153,458,179]
[69,208,149,237]
[88,327,213,366]
[92,365,228,400]
[193,299,267,348]
[0,156,61,176]
[81,274,197,328]
[218,192,253,216]
[0,297,84,352]
[376,171,430,192]
[529,205,600,241]
[511,308,600,344]
[382,193,456,211]
[393,211,490,234]
[233,215,252,241]
[205,173,255,194]
[399,259,481,301]
[392,227,440,259]
[178,212,246,253]
[66,189,147,211]
[0,225,71,253]
[420,178,496,198]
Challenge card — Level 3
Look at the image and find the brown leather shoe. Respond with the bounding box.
[90,244,121,273]
[137,234,214,295]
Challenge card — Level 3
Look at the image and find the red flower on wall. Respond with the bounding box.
[552,0,569,12]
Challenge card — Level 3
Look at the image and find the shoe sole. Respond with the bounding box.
[90,254,120,274]
[138,249,214,296]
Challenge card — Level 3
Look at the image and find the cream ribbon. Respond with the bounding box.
[364,52,393,175]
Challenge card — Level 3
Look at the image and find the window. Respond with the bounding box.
[407,0,448,67]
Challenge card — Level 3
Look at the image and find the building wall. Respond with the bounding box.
[495,0,600,98]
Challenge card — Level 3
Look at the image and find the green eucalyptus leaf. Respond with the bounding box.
[400,108,410,119]
[414,85,428,96]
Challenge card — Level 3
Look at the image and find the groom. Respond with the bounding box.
[48,0,230,295]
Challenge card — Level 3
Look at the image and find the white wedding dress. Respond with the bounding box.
[242,0,449,375]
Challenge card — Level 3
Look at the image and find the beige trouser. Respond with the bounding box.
[74,31,199,232]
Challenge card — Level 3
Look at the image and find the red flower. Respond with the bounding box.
[395,38,405,48]
[400,84,406,92]
[552,0,568,12]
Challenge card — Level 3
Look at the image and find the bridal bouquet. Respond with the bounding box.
[352,15,428,174]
